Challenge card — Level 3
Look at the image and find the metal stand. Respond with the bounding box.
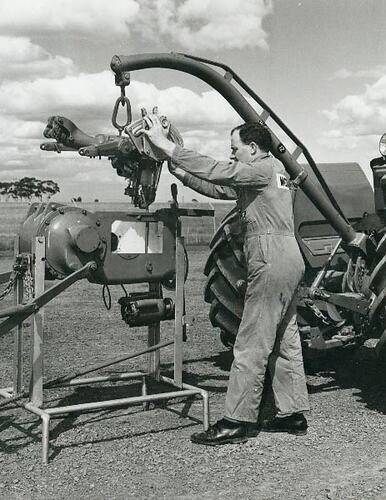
[0,235,209,464]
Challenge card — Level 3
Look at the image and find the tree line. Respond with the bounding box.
[0,177,60,201]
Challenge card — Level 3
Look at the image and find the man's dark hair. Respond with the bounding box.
[231,122,272,152]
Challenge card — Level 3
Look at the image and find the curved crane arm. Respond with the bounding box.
[111,52,365,252]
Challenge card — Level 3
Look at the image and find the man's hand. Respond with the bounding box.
[132,108,177,159]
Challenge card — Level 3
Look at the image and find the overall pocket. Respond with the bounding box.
[257,235,269,264]
[244,234,269,265]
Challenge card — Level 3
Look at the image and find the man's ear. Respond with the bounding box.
[249,142,258,155]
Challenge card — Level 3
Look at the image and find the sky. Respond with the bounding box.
[0,0,385,203]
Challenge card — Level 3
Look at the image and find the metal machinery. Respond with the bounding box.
[0,55,217,464]
[105,52,386,360]
[1,52,386,463]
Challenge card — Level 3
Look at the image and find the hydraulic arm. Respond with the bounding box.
[111,52,367,253]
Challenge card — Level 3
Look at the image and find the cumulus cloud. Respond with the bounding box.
[0,0,272,55]
[332,65,386,80]
[323,75,386,138]
[0,0,273,201]
[135,0,273,51]
[0,71,241,128]
[0,0,139,36]
[0,68,242,199]
[0,36,75,81]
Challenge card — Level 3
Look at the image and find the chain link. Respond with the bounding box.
[0,254,31,302]
[0,274,17,301]
[304,298,333,325]
[23,254,34,302]
[112,84,132,135]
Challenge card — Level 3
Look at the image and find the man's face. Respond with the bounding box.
[230,130,260,163]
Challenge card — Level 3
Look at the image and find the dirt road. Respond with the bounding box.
[0,247,385,499]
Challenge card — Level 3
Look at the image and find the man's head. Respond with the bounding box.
[230,122,272,163]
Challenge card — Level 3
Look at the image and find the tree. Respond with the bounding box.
[0,177,60,201]
[40,179,60,199]
[0,181,12,200]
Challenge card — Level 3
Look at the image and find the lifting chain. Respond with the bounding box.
[23,254,34,302]
[304,298,334,326]
[0,254,31,302]
[0,274,17,301]
[111,84,132,136]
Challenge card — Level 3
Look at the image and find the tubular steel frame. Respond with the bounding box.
[0,234,209,464]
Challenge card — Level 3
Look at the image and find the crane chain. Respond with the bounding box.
[303,297,334,326]
[0,254,32,302]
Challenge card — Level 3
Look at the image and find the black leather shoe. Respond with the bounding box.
[190,419,248,446]
[261,413,308,435]
[246,422,260,438]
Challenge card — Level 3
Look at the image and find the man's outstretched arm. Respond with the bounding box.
[136,112,271,189]
[169,163,237,200]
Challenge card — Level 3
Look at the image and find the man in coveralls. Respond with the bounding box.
[137,112,310,446]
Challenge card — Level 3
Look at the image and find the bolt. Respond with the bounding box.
[96,220,101,227]
[59,209,64,215]
[82,210,87,215]
[124,72,130,79]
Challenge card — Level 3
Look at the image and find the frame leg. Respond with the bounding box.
[201,392,210,430]
[29,237,45,407]
[141,375,150,410]
[174,235,185,388]
[147,283,161,381]
[13,236,24,395]
[41,414,50,465]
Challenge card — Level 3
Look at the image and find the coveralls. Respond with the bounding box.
[170,146,310,423]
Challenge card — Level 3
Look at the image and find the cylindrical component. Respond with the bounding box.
[111,53,359,245]
[119,296,175,326]
[18,203,106,279]
[68,224,101,253]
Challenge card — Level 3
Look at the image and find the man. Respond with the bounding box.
[137,112,310,446]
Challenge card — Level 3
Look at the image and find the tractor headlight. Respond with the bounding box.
[379,133,386,157]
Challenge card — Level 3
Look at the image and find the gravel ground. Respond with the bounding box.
[0,247,385,499]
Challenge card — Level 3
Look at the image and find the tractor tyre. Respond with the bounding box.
[204,207,246,348]
[367,232,386,360]
[375,329,386,362]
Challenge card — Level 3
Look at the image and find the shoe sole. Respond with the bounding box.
[261,429,307,436]
[190,436,249,446]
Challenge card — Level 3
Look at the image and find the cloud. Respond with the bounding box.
[332,65,386,80]
[322,75,386,138]
[0,0,139,36]
[0,68,243,200]
[0,71,242,127]
[135,0,273,51]
[0,36,75,81]
[0,0,271,53]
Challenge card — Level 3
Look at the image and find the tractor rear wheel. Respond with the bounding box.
[366,232,386,360]
[204,207,246,348]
